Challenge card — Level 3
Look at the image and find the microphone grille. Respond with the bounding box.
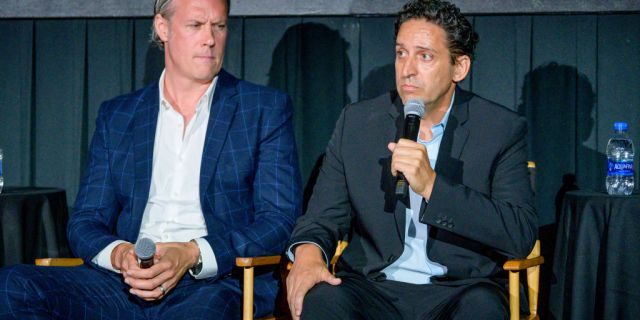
[134,237,156,260]
[404,99,425,118]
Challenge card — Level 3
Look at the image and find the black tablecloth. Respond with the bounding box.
[549,190,640,320]
[0,187,71,266]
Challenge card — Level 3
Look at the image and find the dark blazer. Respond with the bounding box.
[68,69,302,297]
[289,87,536,283]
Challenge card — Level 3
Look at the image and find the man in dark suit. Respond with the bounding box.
[285,0,537,319]
[0,0,301,319]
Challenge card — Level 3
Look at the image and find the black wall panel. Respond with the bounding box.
[1,14,639,226]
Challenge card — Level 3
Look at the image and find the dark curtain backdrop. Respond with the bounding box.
[1,15,639,226]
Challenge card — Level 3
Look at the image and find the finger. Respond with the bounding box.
[293,291,304,318]
[287,274,301,317]
[127,267,175,290]
[322,271,342,286]
[288,274,309,318]
[387,142,396,152]
[396,138,423,147]
[391,143,426,157]
[120,254,140,275]
[291,275,320,318]
[393,156,424,169]
[126,263,164,281]
[129,287,164,301]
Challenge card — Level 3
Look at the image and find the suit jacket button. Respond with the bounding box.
[435,218,442,224]
[447,223,454,228]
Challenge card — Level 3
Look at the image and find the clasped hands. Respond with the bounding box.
[286,138,435,319]
[111,241,200,301]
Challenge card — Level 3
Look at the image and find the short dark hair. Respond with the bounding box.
[394,0,479,63]
[151,0,231,50]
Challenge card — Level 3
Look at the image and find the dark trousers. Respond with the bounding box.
[0,263,272,320]
[301,273,508,320]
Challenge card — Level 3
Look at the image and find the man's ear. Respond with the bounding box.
[154,14,169,42]
[452,55,471,83]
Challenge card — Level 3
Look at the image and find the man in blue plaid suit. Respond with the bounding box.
[0,0,301,319]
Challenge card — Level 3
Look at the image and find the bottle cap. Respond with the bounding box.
[614,122,628,131]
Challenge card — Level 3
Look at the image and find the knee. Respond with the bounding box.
[0,264,38,293]
[0,264,45,316]
[454,283,508,319]
[301,283,357,320]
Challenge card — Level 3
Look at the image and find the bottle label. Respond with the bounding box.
[608,159,634,177]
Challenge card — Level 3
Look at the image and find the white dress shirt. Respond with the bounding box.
[92,70,218,279]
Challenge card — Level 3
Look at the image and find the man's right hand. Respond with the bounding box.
[286,244,342,320]
[111,242,138,273]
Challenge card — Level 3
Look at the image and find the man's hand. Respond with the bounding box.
[111,242,138,273]
[287,244,341,320]
[123,241,200,301]
[388,139,436,200]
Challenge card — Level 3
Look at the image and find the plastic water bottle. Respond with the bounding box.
[606,122,635,195]
[0,148,3,194]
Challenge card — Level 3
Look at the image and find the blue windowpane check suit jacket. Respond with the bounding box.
[67,68,302,303]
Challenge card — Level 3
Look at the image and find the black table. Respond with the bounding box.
[0,187,72,266]
[549,190,640,319]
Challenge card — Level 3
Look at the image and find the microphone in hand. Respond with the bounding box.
[395,99,425,196]
[134,237,156,269]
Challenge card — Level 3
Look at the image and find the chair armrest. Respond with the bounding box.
[35,258,84,267]
[503,256,544,271]
[235,255,282,267]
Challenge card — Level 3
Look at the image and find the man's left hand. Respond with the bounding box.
[388,139,436,200]
[124,241,200,301]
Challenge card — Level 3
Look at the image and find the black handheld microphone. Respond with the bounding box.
[395,99,426,196]
[134,237,156,269]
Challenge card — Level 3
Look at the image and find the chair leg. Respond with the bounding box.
[526,264,540,318]
[243,266,254,320]
[508,271,520,320]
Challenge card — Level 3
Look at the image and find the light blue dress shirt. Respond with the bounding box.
[381,93,454,284]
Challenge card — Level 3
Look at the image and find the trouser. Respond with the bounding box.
[0,263,275,320]
[301,272,508,320]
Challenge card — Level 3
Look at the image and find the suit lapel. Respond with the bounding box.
[435,86,471,172]
[133,84,160,227]
[385,92,409,245]
[199,69,239,205]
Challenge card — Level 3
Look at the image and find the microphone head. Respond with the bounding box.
[404,99,425,118]
[134,237,156,260]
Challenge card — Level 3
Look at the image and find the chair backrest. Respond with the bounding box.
[528,161,536,195]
